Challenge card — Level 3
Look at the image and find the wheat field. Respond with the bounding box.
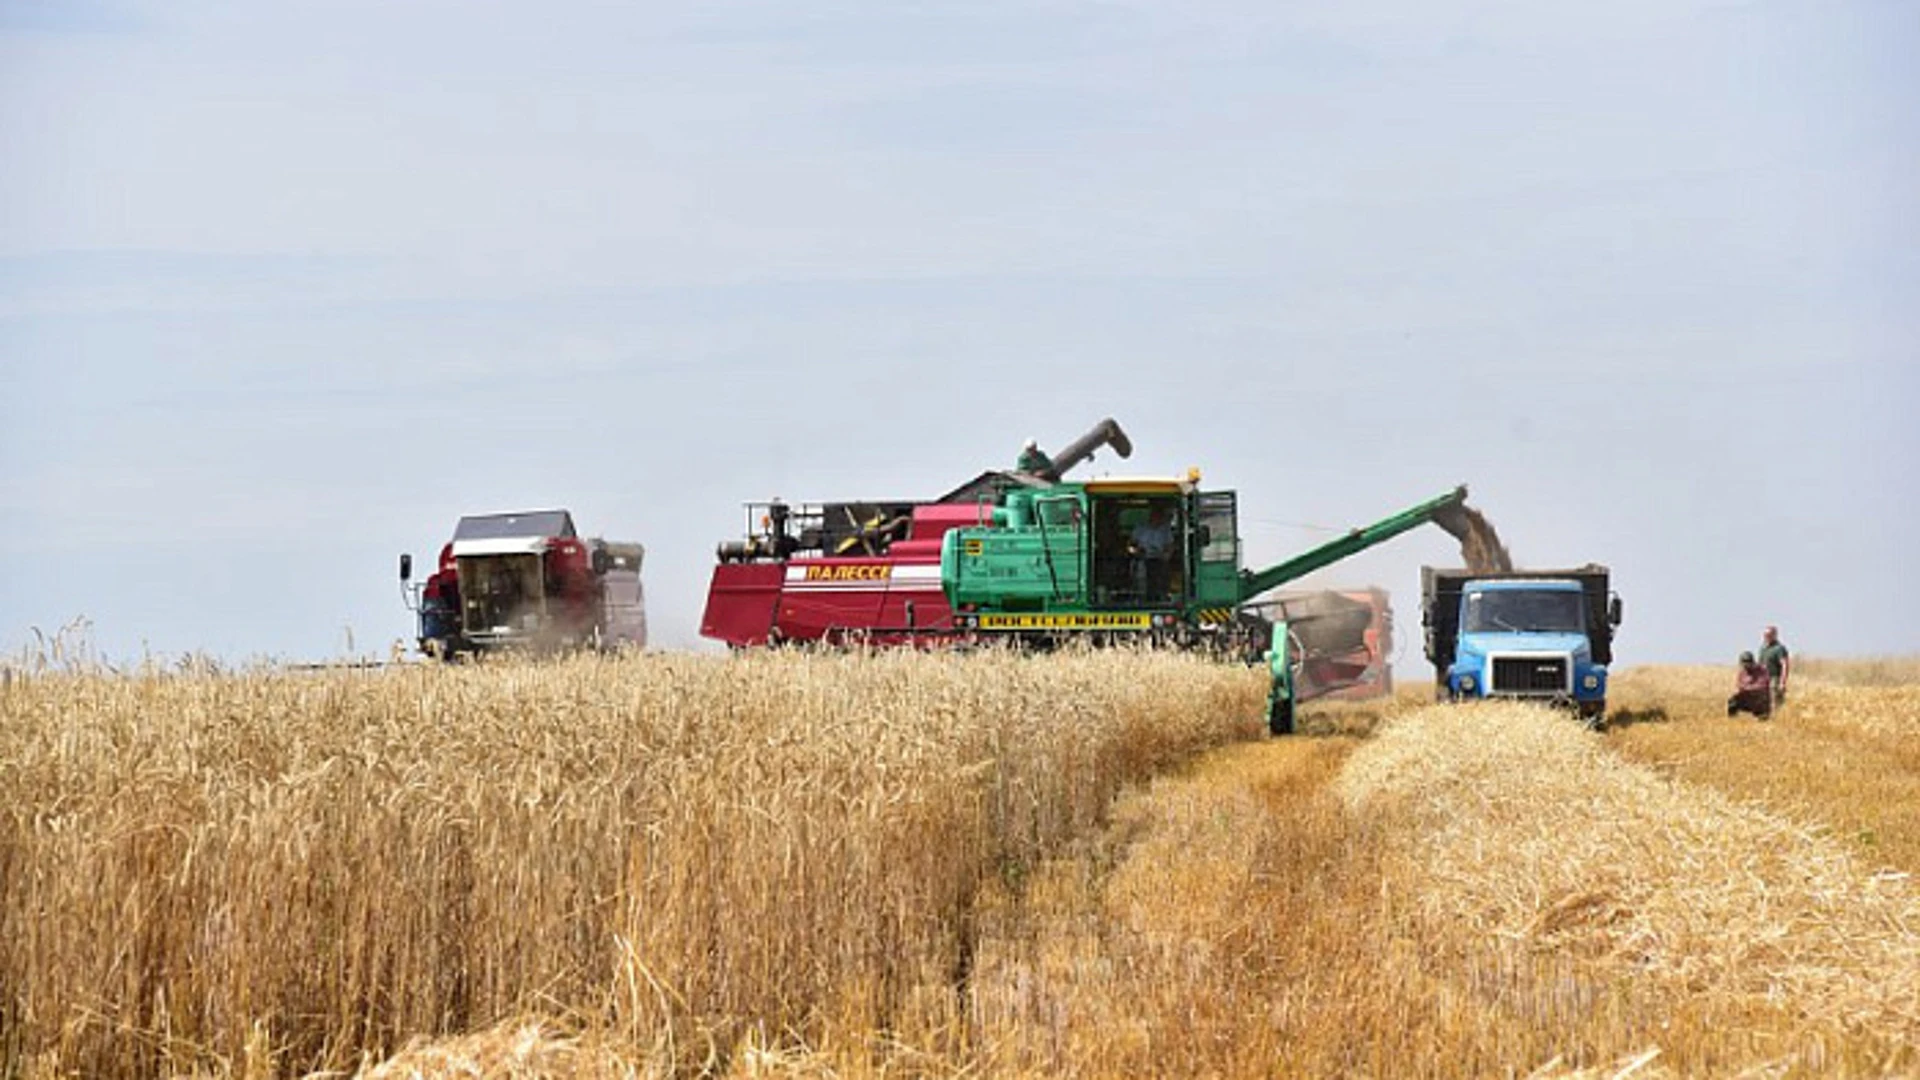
[3,649,1916,1078]
[0,649,1260,1077]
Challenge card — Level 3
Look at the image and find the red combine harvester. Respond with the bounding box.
[400,509,646,658]
[1255,588,1395,701]
[701,419,1133,647]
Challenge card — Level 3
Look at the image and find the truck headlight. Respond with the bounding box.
[1582,674,1599,690]
[1459,674,1476,692]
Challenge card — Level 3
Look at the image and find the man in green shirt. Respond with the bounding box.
[1759,625,1791,708]
[1016,438,1055,475]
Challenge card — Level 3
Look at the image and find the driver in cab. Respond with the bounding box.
[1129,506,1174,600]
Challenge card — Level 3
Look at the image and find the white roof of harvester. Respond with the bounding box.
[451,509,575,557]
[453,509,575,541]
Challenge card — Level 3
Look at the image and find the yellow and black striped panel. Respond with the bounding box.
[1194,607,1236,626]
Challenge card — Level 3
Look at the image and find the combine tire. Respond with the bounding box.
[1268,696,1295,737]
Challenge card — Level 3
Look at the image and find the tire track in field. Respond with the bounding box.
[966,734,1383,1076]
[965,698,1920,1078]
[963,727,1663,1077]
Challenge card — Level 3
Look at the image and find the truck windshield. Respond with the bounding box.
[1463,589,1584,633]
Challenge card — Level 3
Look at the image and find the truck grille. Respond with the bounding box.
[1491,656,1569,695]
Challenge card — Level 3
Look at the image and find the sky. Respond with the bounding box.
[2,0,1915,666]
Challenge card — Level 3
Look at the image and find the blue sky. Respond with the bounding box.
[3,0,1915,664]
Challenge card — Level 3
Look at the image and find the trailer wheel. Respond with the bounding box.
[1268,696,1295,737]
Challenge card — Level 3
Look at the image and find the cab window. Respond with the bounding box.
[1037,496,1083,529]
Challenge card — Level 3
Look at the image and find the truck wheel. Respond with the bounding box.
[1581,700,1608,731]
[1268,697,1295,737]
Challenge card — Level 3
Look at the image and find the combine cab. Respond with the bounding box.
[401,509,646,658]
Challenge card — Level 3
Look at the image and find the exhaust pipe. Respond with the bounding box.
[1039,417,1133,481]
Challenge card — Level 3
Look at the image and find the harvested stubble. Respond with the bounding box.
[1609,663,1920,872]
[952,695,1919,1078]
[1340,701,1920,1074]
[963,735,1392,1077]
[0,649,1262,1078]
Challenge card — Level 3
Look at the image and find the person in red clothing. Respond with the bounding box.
[1727,651,1773,719]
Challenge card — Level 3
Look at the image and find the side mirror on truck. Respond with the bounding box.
[400,553,413,582]
[1608,595,1623,626]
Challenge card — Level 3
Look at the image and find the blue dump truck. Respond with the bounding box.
[1421,565,1622,726]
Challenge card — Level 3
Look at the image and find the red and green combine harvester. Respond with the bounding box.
[700,419,1480,733]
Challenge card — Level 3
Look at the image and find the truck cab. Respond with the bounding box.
[1422,566,1621,723]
